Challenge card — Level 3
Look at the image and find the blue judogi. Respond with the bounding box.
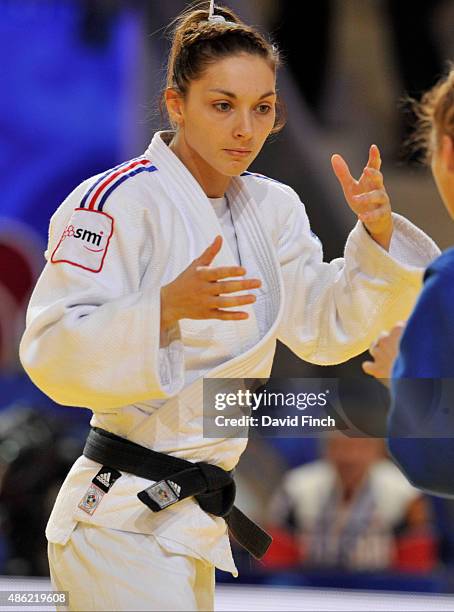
[388,247,454,497]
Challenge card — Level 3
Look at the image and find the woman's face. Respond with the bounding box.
[170,53,277,178]
[431,134,454,219]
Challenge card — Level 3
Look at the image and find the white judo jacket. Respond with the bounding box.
[20,131,439,574]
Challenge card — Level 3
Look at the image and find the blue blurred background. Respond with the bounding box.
[1,0,454,596]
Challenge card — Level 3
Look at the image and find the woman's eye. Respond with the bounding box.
[257,104,271,114]
[214,102,231,112]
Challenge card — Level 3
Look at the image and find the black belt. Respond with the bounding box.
[83,427,272,560]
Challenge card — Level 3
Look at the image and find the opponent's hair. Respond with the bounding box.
[411,64,454,164]
[159,1,286,134]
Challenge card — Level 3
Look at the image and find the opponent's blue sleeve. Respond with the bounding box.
[387,248,454,497]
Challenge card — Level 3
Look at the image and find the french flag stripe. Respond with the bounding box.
[241,171,283,185]
[87,159,152,211]
[79,159,136,209]
[98,164,158,211]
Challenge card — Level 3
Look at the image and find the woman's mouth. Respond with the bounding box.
[224,149,252,158]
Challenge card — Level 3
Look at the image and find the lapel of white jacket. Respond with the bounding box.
[146,131,233,264]
[226,175,282,336]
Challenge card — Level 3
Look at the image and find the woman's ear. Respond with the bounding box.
[440,134,454,172]
[164,88,185,127]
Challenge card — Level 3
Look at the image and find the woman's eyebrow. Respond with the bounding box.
[208,88,276,99]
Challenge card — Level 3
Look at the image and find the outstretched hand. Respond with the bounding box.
[160,235,262,333]
[331,145,393,250]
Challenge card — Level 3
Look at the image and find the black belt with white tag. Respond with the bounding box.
[83,427,272,560]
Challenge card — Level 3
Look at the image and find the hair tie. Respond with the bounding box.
[208,0,224,22]
[204,0,236,25]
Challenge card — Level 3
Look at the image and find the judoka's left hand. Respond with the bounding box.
[331,144,393,251]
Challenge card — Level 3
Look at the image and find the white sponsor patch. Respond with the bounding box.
[78,484,104,515]
[51,208,114,273]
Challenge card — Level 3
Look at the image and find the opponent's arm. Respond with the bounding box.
[386,263,454,496]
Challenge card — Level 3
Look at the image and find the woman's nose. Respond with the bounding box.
[233,112,253,139]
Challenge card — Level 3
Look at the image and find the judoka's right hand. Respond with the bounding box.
[160,235,262,330]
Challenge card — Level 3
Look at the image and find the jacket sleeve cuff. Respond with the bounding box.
[387,213,441,268]
[347,212,440,283]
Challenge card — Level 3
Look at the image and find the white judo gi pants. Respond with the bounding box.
[48,523,215,612]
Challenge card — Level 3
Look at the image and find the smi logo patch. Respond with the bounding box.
[51,208,114,273]
[61,224,104,250]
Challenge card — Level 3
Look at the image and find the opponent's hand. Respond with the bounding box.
[160,235,262,331]
[331,144,393,250]
[362,322,406,382]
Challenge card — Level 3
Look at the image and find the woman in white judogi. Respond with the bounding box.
[19,2,439,611]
